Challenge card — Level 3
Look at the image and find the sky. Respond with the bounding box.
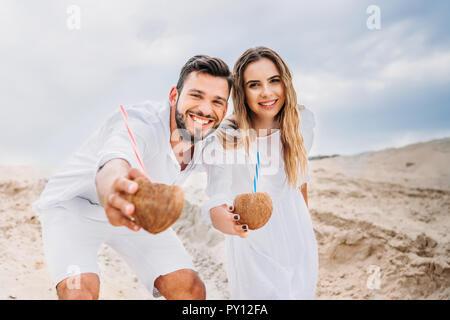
[1,0,449,165]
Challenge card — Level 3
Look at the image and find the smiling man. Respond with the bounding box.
[32,55,232,300]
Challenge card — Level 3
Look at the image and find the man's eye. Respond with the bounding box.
[213,100,223,106]
[191,94,201,98]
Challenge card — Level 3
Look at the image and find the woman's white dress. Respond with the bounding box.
[201,109,318,299]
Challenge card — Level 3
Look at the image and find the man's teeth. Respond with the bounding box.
[191,114,210,124]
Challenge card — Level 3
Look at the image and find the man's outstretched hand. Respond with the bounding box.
[95,159,148,231]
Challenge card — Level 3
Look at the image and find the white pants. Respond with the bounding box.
[37,196,195,297]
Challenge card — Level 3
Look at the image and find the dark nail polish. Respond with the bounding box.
[234,215,239,220]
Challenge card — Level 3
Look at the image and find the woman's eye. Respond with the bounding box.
[191,94,201,98]
[249,83,259,88]
[271,79,280,83]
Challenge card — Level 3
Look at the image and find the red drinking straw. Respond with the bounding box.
[119,105,147,176]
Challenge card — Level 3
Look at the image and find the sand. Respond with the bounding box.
[0,138,449,299]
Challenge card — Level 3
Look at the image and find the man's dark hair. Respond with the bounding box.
[176,55,232,93]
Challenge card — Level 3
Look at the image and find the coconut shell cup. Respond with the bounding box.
[126,177,184,234]
[233,192,273,230]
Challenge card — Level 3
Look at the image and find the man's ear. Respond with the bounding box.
[169,87,178,107]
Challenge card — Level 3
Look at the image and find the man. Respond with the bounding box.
[33,55,232,300]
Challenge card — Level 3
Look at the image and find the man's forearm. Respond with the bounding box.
[95,158,131,207]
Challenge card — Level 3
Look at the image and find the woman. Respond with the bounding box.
[201,46,318,299]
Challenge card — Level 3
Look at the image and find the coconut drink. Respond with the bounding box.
[126,177,184,234]
[233,192,273,230]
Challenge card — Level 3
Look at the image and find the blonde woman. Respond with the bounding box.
[201,47,318,299]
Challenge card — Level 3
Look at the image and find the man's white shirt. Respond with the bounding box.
[33,101,208,213]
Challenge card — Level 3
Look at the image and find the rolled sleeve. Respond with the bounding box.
[201,192,231,225]
[200,139,233,225]
[95,131,144,172]
[94,107,157,173]
[297,161,311,187]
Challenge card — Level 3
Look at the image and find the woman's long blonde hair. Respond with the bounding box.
[217,46,308,187]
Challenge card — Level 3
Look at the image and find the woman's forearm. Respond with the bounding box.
[300,183,308,208]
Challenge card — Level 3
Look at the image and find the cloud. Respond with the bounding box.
[0,0,449,164]
[380,51,450,82]
[291,15,450,112]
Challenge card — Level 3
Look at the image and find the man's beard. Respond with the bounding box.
[174,101,219,143]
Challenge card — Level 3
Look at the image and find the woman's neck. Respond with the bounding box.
[251,116,280,137]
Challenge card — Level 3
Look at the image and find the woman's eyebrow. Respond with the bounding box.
[245,75,280,85]
[268,74,281,80]
[245,79,260,85]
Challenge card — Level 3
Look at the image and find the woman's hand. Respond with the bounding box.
[210,204,249,238]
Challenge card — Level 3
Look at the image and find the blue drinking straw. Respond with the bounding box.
[253,151,260,193]
[257,151,260,168]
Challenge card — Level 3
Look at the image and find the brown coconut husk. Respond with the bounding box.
[233,192,273,230]
[126,177,184,234]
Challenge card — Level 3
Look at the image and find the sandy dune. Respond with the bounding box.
[308,138,450,299]
[0,138,449,299]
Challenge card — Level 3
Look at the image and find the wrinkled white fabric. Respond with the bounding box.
[33,100,208,298]
[201,108,318,299]
[33,100,206,212]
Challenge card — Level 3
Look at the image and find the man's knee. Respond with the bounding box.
[155,269,206,300]
[180,270,206,299]
[189,275,206,299]
[58,288,96,300]
[56,273,100,300]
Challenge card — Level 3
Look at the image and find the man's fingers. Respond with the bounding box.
[121,216,141,232]
[108,193,134,217]
[105,206,140,231]
[114,176,138,194]
[128,168,148,181]
[116,214,140,232]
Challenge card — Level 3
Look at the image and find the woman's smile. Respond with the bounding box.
[258,99,278,109]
